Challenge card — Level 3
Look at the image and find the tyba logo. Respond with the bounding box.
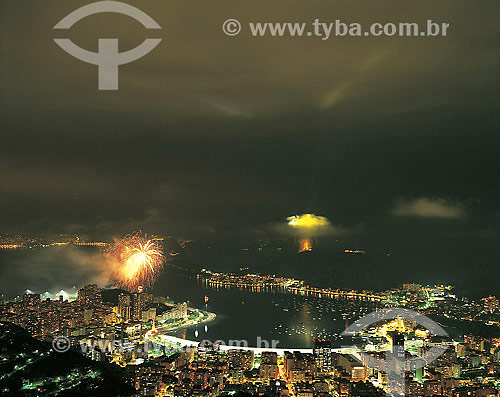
[341,307,450,396]
[53,1,162,90]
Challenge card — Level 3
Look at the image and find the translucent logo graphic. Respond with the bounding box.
[341,307,449,396]
[52,335,71,353]
[53,1,162,90]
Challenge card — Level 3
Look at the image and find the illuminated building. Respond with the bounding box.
[313,338,332,373]
[388,331,405,393]
[259,351,278,379]
[0,244,23,249]
[423,380,441,396]
[41,310,60,336]
[118,293,131,322]
[389,331,405,358]
[294,382,315,396]
[227,349,254,370]
[444,363,462,378]
[23,293,41,308]
[284,351,295,379]
[83,308,93,325]
[302,353,316,380]
[197,341,220,364]
[104,310,118,324]
[193,368,210,389]
[313,381,329,394]
[73,241,108,247]
[125,322,143,341]
[133,364,166,396]
[406,381,423,396]
[132,291,145,321]
[77,284,102,306]
[284,351,312,381]
[403,283,421,293]
[482,296,499,314]
[455,343,468,358]
[351,366,367,381]
[141,307,156,323]
[157,302,188,322]
[344,249,366,255]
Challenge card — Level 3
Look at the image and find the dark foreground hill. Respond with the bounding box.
[0,322,134,396]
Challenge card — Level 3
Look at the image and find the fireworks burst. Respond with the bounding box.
[108,233,165,291]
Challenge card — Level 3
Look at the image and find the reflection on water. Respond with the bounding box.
[151,272,381,348]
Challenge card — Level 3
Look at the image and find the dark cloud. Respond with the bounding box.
[1,0,499,291]
[391,198,465,219]
[0,247,111,298]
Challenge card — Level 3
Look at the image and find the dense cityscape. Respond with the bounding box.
[1,264,499,396]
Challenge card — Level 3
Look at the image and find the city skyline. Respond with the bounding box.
[1,274,499,396]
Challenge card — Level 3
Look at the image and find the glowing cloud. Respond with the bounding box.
[287,213,332,229]
[285,214,333,253]
[270,213,352,249]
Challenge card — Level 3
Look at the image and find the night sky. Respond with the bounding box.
[1,1,499,294]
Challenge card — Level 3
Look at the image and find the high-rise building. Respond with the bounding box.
[456,343,468,358]
[38,310,60,336]
[197,341,220,363]
[313,338,332,373]
[227,349,254,370]
[132,292,145,321]
[284,351,295,377]
[302,353,316,380]
[141,307,156,322]
[178,302,188,319]
[283,351,307,381]
[389,331,405,358]
[77,284,102,306]
[388,331,406,394]
[118,293,131,322]
[23,293,41,308]
[157,302,188,322]
[260,352,278,379]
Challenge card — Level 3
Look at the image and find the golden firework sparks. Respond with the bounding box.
[108,233,165,291]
